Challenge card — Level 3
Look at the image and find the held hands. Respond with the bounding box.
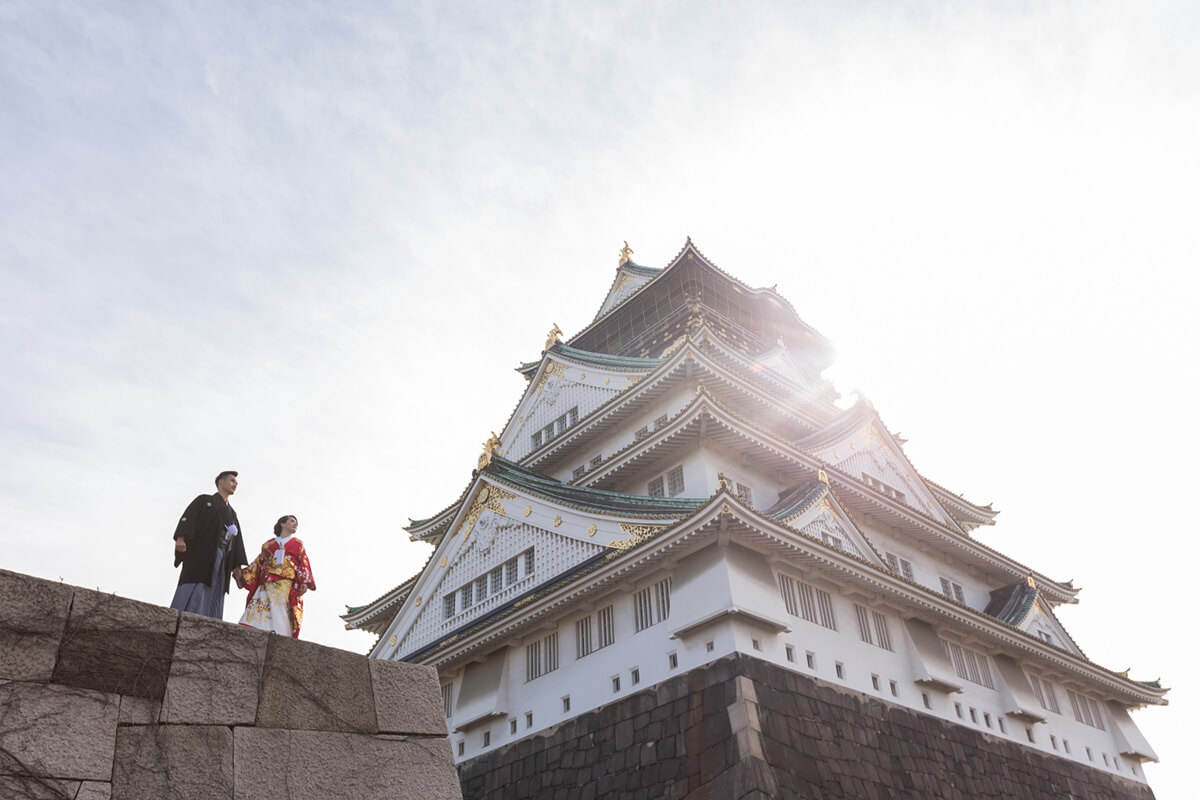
[174,538,187,553]
[233,566,245,590]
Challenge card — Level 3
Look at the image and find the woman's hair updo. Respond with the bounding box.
[273,515,297,536]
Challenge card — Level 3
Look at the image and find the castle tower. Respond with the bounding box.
[345,241,1165,798]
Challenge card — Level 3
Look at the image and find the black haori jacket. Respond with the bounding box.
[172,492,248,592]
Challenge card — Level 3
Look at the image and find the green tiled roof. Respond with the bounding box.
[983,580,1039,625]
[621,261,662,278]
[484,456,705,517]
[518,342,665,377]
[761,480,826,521]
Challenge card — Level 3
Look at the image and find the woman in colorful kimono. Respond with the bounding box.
[235,515,316,638]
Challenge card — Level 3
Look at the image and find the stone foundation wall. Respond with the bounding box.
[0,569,462,800]
[458,653,1156,800]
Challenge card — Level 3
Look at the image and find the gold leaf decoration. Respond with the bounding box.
[523,505,532,517]
[457,484,518,539]
[532,361,568,395]
[586,524,597,537]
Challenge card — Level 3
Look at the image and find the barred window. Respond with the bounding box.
[943,640,994,689]
[475,575,489,601]
[1067,690,1105,729]
[441,683,453,718]
[655,414,669,429]
[648,477,664,497]
[461,582,474,609]
[873,611,892,651]
[590,455,603,468]
[635,577,672,631]
[939,577,966,604]
[635,426,649,441]
[531,430,543,449]
[884,552,914,580]
[736,482,753,506]
[490,566,504,593]
[526,631,559,682]
[667,466,685,496]
[853,604,891,650]
[597,605,615,648]
[779,574,836,630]
[572,465,586,480]
[524,549,535,576]
[505,558,519,584]
[575,616,593,659]
[443,594,456,620]
[862,472,906,503]
[1029,674,1061,714]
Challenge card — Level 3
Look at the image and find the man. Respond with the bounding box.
[169,470,248,619]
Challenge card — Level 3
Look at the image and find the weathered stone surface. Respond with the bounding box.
[162,613,268,725]
[0,569,73,681]
[112,725,233,800]
[118,695,161,726]
[458,654,1158,800]
[0,775,81,800]
[76,781,112,800]
[257,635,377,733]
[0,681,119,781]
[370,659,447,736]
[53,588,178,700]
[233,728,463,800]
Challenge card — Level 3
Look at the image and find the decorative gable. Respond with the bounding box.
[805,415,958,528]
[594,263,661,320]
[763,480,882,565]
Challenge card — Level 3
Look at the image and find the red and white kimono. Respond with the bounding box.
[238,535,315,638]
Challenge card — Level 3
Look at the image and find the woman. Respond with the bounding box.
[235,515,316,638]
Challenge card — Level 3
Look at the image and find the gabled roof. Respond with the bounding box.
[984,579,1039,625]
[591,260,664,321]
[517,342,664,378]
[761,480,827,521]
[485,456,705,517]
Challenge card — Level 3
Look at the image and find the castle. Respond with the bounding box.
[345,240,1165,798]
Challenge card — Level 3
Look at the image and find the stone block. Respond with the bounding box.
[53,588,178,700]
[0,681,119,781]
[76,782,112,800]
[0,775,80,799]
[233,728,462,800]
[0,569,73,681]
[162,613,268,725]
[369,659,446,736]
[256,635,377,733]
[112,725,232,800]
[118,695,162,725]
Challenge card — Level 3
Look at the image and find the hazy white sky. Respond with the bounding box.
[2,1,1196,795]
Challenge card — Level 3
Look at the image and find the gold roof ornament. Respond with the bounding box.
[478,431,504,469]
[544,323,563,353]
[618,241,634,266]
[1026,574,1037,589]
[717,472,733,492]
[817,469,829,485]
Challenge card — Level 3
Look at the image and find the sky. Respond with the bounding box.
[1,0,1196,795]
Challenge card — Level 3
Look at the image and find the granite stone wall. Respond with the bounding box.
[0,568,462,800]
[458,653,1156,800]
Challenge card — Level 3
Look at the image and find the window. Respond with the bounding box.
[890,680,899,698]
[475,575,489,602]
[1050,735,1058,750]
[922,692,932,710]
[778,575,837,630]
[1086,747,1093,762]
[635,426,649,441]
[654,414,668,429]
[531,431,543,449]
[969,707,978,723]
[871,674,880,691]
[984,712,992,729]
[524,549,535,576]
[1063,740,1071,754]
[706,640,715,653]
[1026,727,1035,743]
[835,662,845,679]
[939,577,966,604]
[954,702,963,719]
[458,741,464,756]
[736,482,753,506]
[612,676,621,692]
[630,668,640,685]
[998,718,1007,734]
[751,638,762,651]
[1067,690,1106,730]
[443,594,456,620]
[483,731,490,747]
[667,466,685,496]
[854,605,893,651]
[490,566,504,593]
[575,617,593,659]
[562,696,571,712]
[883,552,914,580]
[461,582,474,609]
[805,652,815,669]
[568,407,578,426]
[862,473,906,502]
[525,632,559,682]
[572,465,586,480]
[525,711,533,728]
[785,645,795,663]
[505,558,518,584]
[1029,674,1061,714]
[510,719,517,734]
[447,551,531,620]
[942,640,994,689]
[669,652,679,669]
[648,477,664,497]
[441,684,453,718]
[1103,753,1109,767]
[634,577,671,631]
[590,454,603,469]
[598,605,615,648]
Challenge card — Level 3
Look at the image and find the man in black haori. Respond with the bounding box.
[169,470,248,619]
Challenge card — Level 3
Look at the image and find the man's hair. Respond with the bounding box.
[273,515,297,536]
[214,470,238,487]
